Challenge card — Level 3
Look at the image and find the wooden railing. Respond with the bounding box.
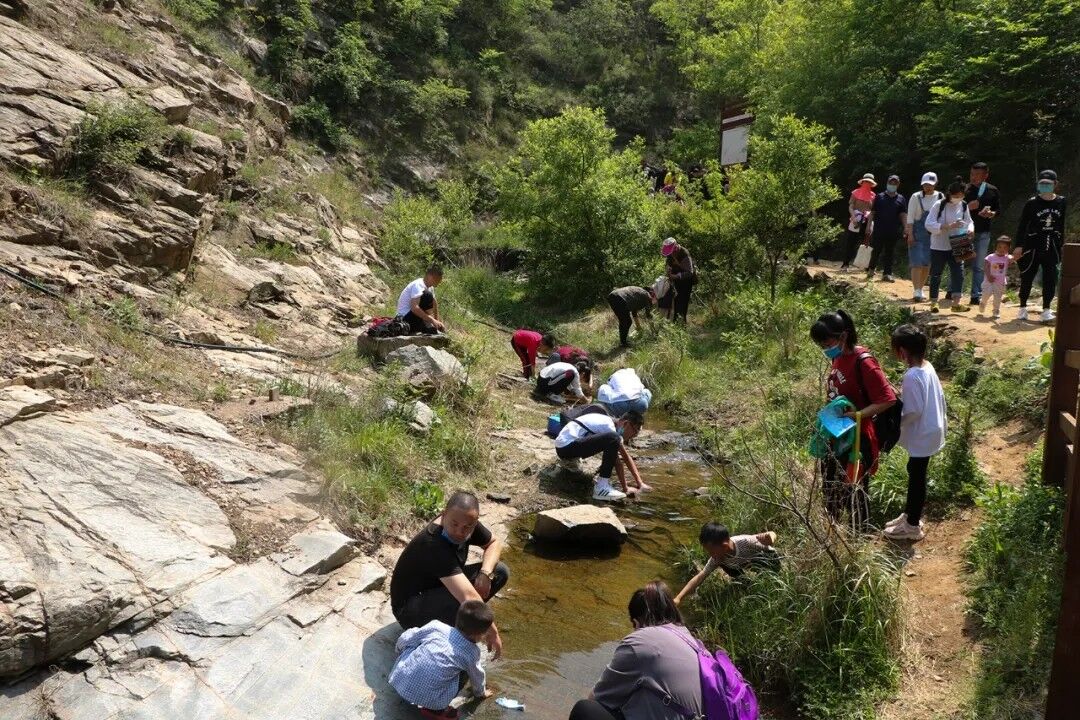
[1045,242,1080,719]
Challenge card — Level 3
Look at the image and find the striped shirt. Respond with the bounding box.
[703,535,770,578]
[389,621,485,710]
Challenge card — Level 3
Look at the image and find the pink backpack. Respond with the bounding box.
[658,626,760,720]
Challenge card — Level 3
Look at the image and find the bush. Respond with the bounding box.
[165,0,222,24]
[966,454,1064,718]
[380,180,477,273]
[291,101,350,150]
[68,101,165,179]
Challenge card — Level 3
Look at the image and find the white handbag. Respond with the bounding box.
[853,244,873,270]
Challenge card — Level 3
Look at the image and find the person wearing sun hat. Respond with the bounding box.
[840,173,877,269]
[905,172,942,302]
[661,237,695,322]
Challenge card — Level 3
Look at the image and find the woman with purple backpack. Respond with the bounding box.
[569,581,758,720]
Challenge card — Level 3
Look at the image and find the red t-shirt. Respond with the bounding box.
[552,345,590,366]
[512,329,543,368]
[827,346,896,472]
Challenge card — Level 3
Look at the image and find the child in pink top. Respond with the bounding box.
[980,235,1013,319]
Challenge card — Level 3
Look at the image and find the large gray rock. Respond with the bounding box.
[0,386,56,426]
[533,505,628,545]
[385,344,466,390]
[357,332,450,361]
[271,522,356,576]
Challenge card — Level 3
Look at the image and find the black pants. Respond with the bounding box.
[905,456,930,526]
[393,562,510,630]
[569,700,622,720]
[608,294,633,346]
[1018,247,1060,309]
[672,278,692,322]
[556,431,620,478]
[821,441,873,532]
[537,372,574,396]
[841,224,867,266]
[404,289,437,334]
[868,228,901,275]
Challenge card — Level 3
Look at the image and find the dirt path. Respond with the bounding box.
[831,257,1052,719]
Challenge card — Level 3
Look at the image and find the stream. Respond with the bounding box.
[470,434,714,719]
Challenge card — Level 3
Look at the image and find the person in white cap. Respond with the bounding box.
[840,173,877,269]
[661,238,695,322]
[905,172,943,302]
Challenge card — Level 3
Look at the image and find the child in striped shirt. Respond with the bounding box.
[389,600,495,720]
[673,522,779,605]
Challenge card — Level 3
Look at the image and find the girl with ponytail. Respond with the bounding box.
[810,310,897,531]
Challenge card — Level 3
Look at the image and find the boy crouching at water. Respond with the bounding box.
[673,523,778,605]
[389,600,495,720]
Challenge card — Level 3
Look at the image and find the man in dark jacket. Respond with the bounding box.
[965,161,1002,305]
[1013,169,1067,323]
[866,174,907,282]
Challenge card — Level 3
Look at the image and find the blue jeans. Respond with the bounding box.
[603,390,652,418]
[929,249,964,300]
[968,231,992,301]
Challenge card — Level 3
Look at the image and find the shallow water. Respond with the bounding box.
[470,449,714,719]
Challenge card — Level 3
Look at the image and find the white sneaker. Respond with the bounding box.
[1018,307,1028,321]
[914,289,924,301]
[884,520,926,541]
[558,457,582,472]
[884,513,907,529]
[1041,309,1056,323]
[592,478,626,501]
[546,393,565,404]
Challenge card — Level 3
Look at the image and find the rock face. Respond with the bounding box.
[357,331,451,361]
[533,505,628,545]
[385,344,466,390]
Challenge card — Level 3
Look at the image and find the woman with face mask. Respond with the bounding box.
[1012,169,1069,323]
[924,177,975,313]
[809,310,897,532]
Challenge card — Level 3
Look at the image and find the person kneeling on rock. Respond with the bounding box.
[397,265,445,335]
[390,491,508,659]
[389,600,496,720]
[554,407,649,501]
[673,522,779,605]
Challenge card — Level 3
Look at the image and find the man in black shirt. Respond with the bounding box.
[390,491,508,657]
[607,286,656,346]
[965,161,1002,305]
[867,174,907,282]
[1013,169,1068,323]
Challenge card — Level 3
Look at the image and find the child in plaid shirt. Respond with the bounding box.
[389,600,495,720]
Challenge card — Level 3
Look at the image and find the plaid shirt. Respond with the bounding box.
[389,621,485,710]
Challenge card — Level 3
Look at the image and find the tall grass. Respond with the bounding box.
[965,448,1064,718]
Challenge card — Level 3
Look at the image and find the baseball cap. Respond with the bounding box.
[888,174,900,182]
[1038,170,1058,181]
[920,172,938,186]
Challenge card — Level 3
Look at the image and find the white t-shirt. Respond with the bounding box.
[540,362,585,399]
[907,191,943,223]
[598,368,645,404]
[899,362,947,457]
[396,278,431,317]
[554,412,616,448]
[924,199,974,252]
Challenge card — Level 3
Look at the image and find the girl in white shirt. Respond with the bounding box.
[924,178,975,314]
[884,324,947,541]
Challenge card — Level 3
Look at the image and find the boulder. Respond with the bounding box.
[0,386,56,426]
[381,398,437,433]
[271,522,356,576]
[357,331,450,361]
[384,344,466,390]
[144,85,193,124]
[533,505,628,545]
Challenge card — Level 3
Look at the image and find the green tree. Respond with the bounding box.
[494,106,661,307]
[721,115,839,300]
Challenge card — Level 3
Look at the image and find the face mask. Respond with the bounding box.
[886,184,898,193]
[616,426,625,438]
[823,344,843,360]
[950,196,964,204]
[441,528,461,546]
[1037,181,1055,195]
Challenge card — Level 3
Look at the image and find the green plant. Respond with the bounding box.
[210,382,232,402]
[292,101,350,150]
[164,0,222,24]
[410,480,444,518]
[68,101,165,179]
[380,179,477,273]
[168,127,196,154]
[105,297,143,331]
[965,455,1064,718]
[251,319,278,342]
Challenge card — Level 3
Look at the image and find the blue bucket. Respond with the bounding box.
[546,414,562,437]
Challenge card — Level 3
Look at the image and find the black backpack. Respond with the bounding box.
[854,352,903,453]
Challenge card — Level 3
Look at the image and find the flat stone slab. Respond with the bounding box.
[533,505,628,545]
[0,386,57,426]
[356,332,450,361]
[271,522,356,576]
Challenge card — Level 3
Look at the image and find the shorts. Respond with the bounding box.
[908,226,931,268]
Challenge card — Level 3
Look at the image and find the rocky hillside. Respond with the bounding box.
[0,2,453,716]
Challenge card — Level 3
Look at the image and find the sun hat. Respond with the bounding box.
[661,238,677,256]
[859,173,876,187]
[920,172,938,186]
